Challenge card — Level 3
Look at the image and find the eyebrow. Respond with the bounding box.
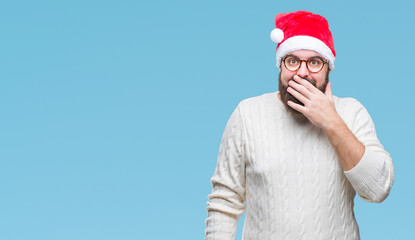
[284,54,324,60]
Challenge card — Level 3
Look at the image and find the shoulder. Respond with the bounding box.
[333,95,373,130]
[333,95,366,115]
[237,91,278,111]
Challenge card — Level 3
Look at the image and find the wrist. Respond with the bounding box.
[322,114,344,133]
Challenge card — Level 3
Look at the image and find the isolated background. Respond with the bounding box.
[1,0,413,239]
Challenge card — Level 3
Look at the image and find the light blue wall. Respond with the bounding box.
[0,0,412,239]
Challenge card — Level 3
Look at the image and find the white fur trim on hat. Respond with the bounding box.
[276,35,335,70]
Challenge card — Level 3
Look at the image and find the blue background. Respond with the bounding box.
[1,0,413,239]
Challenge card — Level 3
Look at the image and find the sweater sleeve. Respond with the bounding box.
[205,104,247,240]
[343,99,395,203]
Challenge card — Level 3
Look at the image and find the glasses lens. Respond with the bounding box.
[284,56,300,71]
[307,58,324,73]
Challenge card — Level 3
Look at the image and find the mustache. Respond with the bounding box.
[289,77,316,87]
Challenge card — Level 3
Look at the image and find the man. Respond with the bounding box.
[205,10,395,240]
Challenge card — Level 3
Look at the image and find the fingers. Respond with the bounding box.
[287,100,307,114]
[288,79,313,99]
[287,86,309,105]
[325,82,333,98]
[293,75,319,94]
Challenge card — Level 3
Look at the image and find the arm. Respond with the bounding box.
[287,76,394,203]
[205,104,246,240]
[287,77,364,170]
[340,99,395,203]
[323,112,364,171]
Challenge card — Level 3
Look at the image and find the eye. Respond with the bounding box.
[287,57,298,65]
[309,58,322,66]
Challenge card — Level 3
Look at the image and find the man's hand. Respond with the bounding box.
[286,75,341,130]
[286,74,365,171]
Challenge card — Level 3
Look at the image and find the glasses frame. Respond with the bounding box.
[282,55,328,73]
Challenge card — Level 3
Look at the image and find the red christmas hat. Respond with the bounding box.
[270,10,336,70]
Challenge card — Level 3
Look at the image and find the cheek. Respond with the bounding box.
[280,71,295,85]
[313,72,329,89]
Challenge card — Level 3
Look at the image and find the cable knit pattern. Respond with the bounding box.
[310,128,323,239]
[205,91,395,240]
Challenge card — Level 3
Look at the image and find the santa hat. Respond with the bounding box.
[270,10,336,70]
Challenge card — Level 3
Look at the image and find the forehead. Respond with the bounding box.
[285,49,323,59]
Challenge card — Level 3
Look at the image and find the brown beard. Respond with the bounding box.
[278,71,329,123]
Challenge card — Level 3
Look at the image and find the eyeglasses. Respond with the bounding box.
[282,55,328,73]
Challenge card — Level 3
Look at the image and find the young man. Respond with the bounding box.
[205,10,394,240]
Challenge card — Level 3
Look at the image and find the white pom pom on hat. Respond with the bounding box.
[270,28,284,43]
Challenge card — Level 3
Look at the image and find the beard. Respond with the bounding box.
[278,71,329,124]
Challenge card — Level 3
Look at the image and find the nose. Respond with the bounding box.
[296,60,310,78]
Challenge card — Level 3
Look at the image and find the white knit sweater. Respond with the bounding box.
[205,91,394,240]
